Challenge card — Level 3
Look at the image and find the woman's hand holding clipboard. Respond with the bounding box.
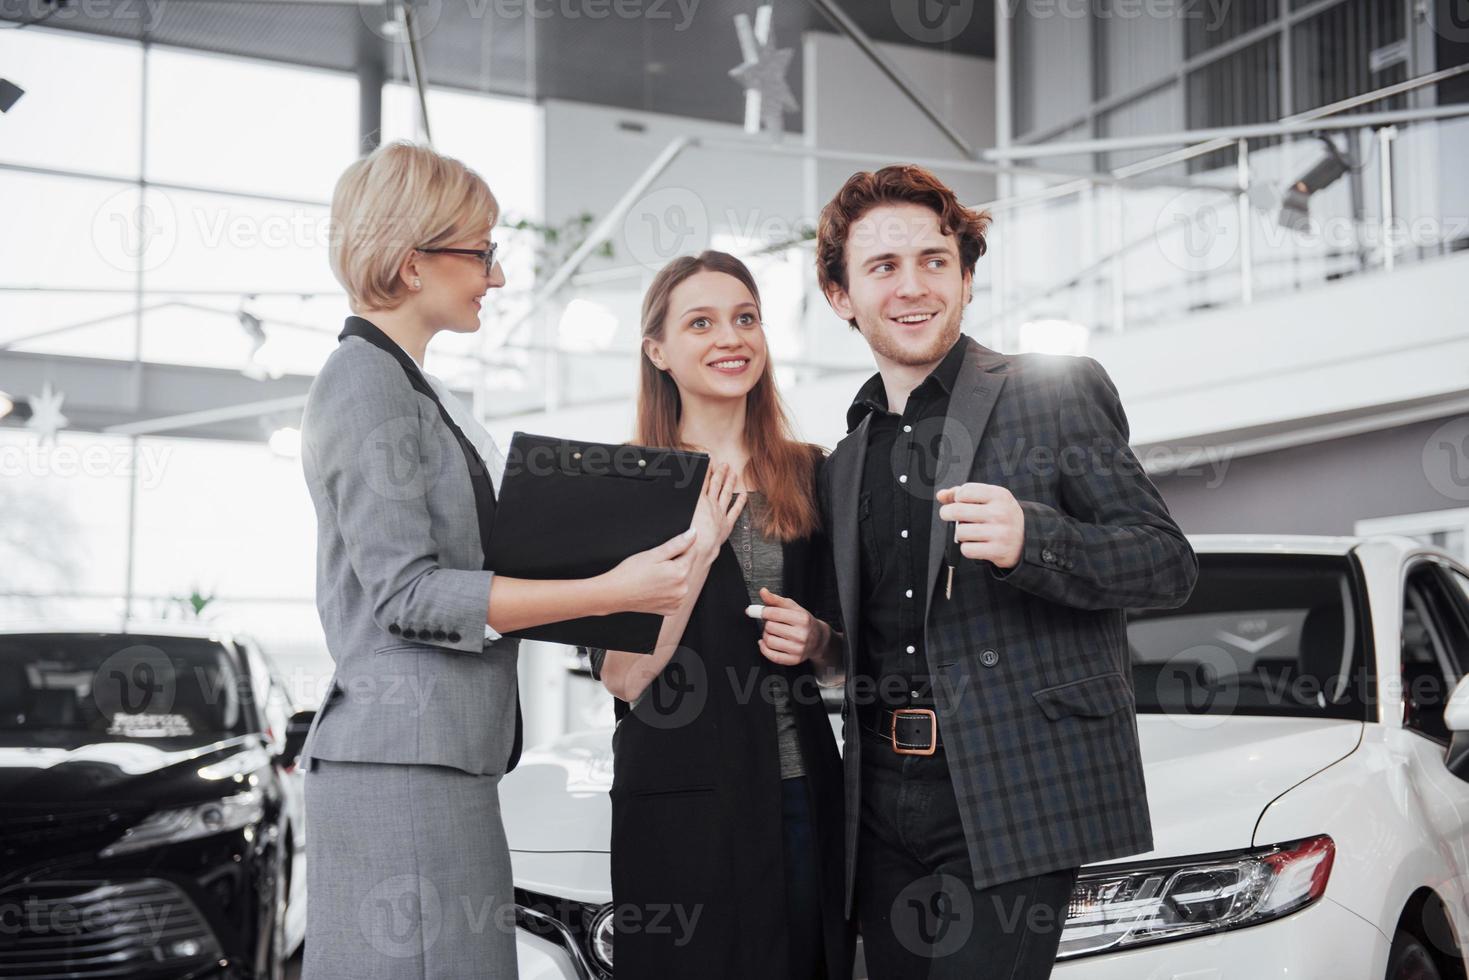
[485,432,712,652]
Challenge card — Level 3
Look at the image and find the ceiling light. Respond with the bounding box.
[1278,137,1352,233]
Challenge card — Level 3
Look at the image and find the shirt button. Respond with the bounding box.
[905,589,913,598]
[980,649,1000,667]
[911,689,921,698]
[899,475,908,484]
[901,530,909,539]
[905,645,915,654]
[903,425,912,433]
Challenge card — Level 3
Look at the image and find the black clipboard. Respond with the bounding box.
[486,432,710,653]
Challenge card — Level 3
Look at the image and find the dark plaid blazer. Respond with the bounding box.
[818,336,1198,910]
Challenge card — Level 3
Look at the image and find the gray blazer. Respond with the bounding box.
[298,319,521,777]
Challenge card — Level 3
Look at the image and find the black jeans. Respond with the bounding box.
[855,730,1077,980]
[783,775,826,979]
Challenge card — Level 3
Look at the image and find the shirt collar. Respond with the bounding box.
[845,334,972,432]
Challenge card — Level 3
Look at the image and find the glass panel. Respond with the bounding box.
[0,430,135,622]
[137,187,336,295]
[1185,0,1276,58]
[130,435,317,603]
[1129,554,1368,721]
[0,291,140,359]
[145,47,356,200]
[381,83,543,226]
[135,290,341,375]
[1185,38,1281,172]
[0,28,142,179]
[1290,0,1407,115]
[0,170,141,293]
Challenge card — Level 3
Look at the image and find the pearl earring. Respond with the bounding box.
[412,278,422,289]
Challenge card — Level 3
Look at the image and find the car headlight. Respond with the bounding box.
[1058,835,1335,959]
[100,790,265,857]
[588,903,614,971]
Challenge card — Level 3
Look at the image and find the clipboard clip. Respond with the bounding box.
[565,447,654,479]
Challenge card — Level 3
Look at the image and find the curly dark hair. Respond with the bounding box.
[815,164,991,300]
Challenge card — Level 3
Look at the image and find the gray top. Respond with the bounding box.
[586,491,804,779]
[734,492,805,780]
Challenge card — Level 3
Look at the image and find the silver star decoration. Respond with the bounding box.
[729,6,798,137]
[26,382,68,446]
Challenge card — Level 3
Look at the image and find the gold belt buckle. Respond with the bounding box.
[891,707,938,757]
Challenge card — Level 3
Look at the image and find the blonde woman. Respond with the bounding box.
[299,141,697,979]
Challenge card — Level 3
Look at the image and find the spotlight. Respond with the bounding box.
[0,393,32,422]
[268,426,301,458]
[1019,318,1090,356]
[1278,137,1352,233]
[0,79,23,114]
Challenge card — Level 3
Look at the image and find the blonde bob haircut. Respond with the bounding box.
[329,140,498,313]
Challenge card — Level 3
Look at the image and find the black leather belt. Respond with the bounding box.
[863,706,943,755]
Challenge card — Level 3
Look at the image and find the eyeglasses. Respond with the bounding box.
[416,242,499,276]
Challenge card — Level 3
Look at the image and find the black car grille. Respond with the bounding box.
[0,806,145,861]
[0,879,221,978]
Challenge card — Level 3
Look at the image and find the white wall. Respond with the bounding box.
[1093,248,1469,446]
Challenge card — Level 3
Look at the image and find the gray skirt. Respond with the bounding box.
[302,759,517,980]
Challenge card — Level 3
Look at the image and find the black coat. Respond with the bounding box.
[605,515,853,980]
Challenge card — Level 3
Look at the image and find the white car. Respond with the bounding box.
[500,535,1469,979]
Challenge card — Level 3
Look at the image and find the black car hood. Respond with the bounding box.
[0,734,264,807]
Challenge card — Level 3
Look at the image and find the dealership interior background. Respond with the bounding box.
[1,0,1467,751]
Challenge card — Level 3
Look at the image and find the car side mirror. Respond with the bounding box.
[278,709,316,770]
[1445,676,1469,782]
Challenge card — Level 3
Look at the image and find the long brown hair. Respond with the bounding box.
[636,251,820,542]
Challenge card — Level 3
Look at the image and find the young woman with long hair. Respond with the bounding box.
[589,251,853,980]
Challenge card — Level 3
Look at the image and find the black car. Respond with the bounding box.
[0,626,316,980]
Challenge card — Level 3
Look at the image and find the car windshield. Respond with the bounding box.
[0,633,250,745]
[1128,554,1370,721]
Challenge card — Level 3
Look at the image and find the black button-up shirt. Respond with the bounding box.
[849,336,968,718]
